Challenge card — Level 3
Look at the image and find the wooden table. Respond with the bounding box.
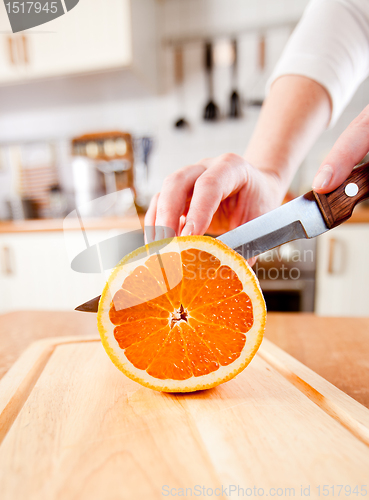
[1,311,369,499]
[1,311,369,408]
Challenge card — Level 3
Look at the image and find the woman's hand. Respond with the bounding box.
[145,75,333,243]
[313,105,369,193]
[145,153,284,240]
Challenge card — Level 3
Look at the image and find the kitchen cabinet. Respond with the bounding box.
[315,224,369,316]
[0,15,28,82]
[0,231,115,313]
[0,0,157,86]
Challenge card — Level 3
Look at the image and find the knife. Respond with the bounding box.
[75,161,369,312]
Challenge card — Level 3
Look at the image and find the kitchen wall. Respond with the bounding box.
[0,0,368,212]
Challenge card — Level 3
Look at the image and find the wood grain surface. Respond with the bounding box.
[1,335,369,500]
[264,313,369,408]
[0,311,369,409]
[0,216,145,233]
[0,311,97,380]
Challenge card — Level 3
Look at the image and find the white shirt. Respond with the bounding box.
[268,0,369,126]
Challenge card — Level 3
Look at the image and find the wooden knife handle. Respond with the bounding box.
[313,161,369,228]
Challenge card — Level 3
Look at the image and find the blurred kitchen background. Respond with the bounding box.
[0,0,368,316]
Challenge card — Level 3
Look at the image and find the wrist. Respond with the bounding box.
[260,168,287,206]
[244,154,290,205]
[244,141,295,188]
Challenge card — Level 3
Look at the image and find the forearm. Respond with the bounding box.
[244,75,332,198]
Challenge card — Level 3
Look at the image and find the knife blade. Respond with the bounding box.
[75,161,369,312]
[217,191,327,259]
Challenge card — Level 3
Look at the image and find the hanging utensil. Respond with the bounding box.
[142,136,153,183]
[133,136,153,213]
[248,33,266,108]
[173,45,189,129]
[203,42,219,121]
[258,33,266,72]
[229,39,242,118]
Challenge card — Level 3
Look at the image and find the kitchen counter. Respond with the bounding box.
[348,206,369,223]
[0,215,145,233]
[1,311,368,408]
[1,206,369,234]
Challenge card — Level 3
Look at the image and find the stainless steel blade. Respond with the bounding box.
[217,192,329,259]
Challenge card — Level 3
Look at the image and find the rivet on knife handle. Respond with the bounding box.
[313,161,369,229]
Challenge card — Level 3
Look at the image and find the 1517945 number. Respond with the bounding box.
[317,485,368,496]
[5,2,59,14]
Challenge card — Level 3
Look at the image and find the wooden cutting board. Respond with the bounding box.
[1,336,369,500]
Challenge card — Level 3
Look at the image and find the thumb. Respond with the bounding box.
[313,105,369,193]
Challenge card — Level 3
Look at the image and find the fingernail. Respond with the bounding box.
[181,219,195,236]
[312,165,334,190]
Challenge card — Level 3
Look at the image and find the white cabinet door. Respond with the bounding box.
[0,238,15,313]
[315,224,369,316]
[0,232,111,313]
[0,0,133,83]
[0,4,29,82]
[27,0,132,79]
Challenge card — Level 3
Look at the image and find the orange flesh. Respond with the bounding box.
[109,249,254,380]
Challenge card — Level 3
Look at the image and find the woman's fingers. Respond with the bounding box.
[144,192,159,243]
[313,105,369,193]
[181,154,248,236]
[154,164,207,238]
[146,154,252,241]
[180,174,223,236]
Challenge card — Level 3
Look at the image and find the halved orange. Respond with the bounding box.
[98,236,266,392]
